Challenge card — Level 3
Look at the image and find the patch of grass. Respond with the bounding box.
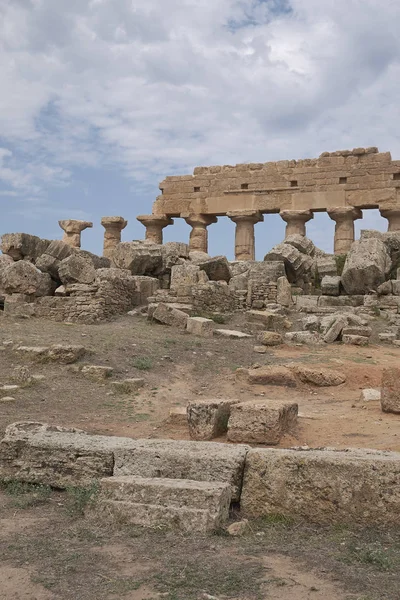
[340,542,393,571]
[211,313,226,324]
[164,338,177,347]
[65,482,99,517]
[153,555,264,600]
[133,357,153,370]
[259,513,295,528]
[335,253,347,275]
[0,479,52,508]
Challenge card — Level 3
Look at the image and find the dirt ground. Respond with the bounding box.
[0,313,399,451]
[0,483,399,600]
[1,312,400,600]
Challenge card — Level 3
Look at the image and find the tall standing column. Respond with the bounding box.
[101,216,128,258]
[227,210,263,261]
[137,214,173,244]
[327,207,362,254]
[183,214,218,253]
[280,210,313,237]
[58,220,93,248]
[380,207,400,232]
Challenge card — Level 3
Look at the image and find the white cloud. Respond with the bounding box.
[0,0,399,251]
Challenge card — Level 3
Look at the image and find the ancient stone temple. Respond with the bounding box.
[137,148,400,259]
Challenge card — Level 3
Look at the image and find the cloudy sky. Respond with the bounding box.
[1,0,399,258]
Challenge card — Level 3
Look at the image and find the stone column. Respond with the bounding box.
[227,210,263,261]
[327,207,362,254]
[101,216,128,258]
[380,207,400,232]
[183,214,218,253]
[136,214,173,244]
[280,210,313,237]
[58,220,93,248]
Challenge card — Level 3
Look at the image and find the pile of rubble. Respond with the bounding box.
[1,224,400,341]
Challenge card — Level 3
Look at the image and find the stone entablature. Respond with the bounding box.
[137,148,400,258]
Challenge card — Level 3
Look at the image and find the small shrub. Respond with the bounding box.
[335,254,347,275]
[65,481,99,517]
[211,314,226,324]
[133,357,153,371]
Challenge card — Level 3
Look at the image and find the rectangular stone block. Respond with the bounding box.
[342,334,369,346]
[381,367,400,414]
[187,398,239,440]
[319,295,364,307]
[342,326,372,337]
[392,280,400,296]
[113,439,249,502]
[98,475,231,514]
[320,276,341,296]
[0,422,135,487]
[186,316,214,337]
[241,447,400,525]
[152,303,188,328]
[227,401,298,445]
[236,366,297,387]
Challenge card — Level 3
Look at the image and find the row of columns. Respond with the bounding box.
[137,206,400,259]
[58,206,400,261]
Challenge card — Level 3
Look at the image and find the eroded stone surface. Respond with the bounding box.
[227,401,298,444]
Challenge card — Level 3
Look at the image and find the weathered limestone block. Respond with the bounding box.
[257,331,283,346]
[319,295,364,307]
[81,365,114,381]
[246,310,286,330]
[290,365,346,386]
[276,276,293,306]
[323,315,347,343]
[170,263,206,295]
[301,315,320,332]
[381,367,400,414]
[91,476,231,533]
[285,331,321,344]
[227,401,298,444]
[392,280,400,296]
[113,439,249,501]
[44,239,74,261]
[78,250,111,270]
[377,280,393,295]
[35,253,61,280]
[188,250,211,264]
[17,344,86,364]
[187,398,239,440]
[284,234,315,256]
[295,295,319,311]
[3,260,53,297]
[342,326,372,337]
[341,238,391,295]
[198,256,232,282]
[264,243,313,283]
[192,281,235,314]
[1,233,50,261]
[236,366,296,387]
[214,329,251,339]
[58,254,96,285]
[112,241,163,275]
[241,447,400,525]
[360,388,381,402]
[186,316,214,337]
[152,303,189,328]
[315,255,338,278]
[342,335,369,346]
[0,422,133,487]
[321,276,341,296]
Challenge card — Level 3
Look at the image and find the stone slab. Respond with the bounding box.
[187,398,239,441]
[227,401,298,445]
[241,447,400,525]
[113,439,249,502]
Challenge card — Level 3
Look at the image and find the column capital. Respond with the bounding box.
[227,210,264,224]
[327,207,362,222]
[379,205,400,232]
[280,209,313,224]
[59,219,93,234]
[59,219,93,248]
[137,214,173,228]
[182,213,218,227]
[101,216,128,231]
[280,209,313,237]
[137,214,173,244]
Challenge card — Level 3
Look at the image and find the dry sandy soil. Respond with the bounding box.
[0,312,399,600]
[0,313,399,450]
